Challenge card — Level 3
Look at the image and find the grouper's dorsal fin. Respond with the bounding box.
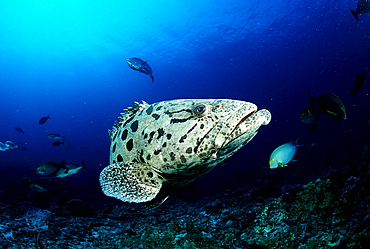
[108,101,149,139]
[99,161,163,203]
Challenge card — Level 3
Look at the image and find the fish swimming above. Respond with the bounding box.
[126,57,154,83]
[269,138,302,169]
[350,0,370,21]
[14,127,25,135]
[307,93,347,121]
[37,161,66,176]
[350,73,366,97]
[99,99,271,208]
[39,115,50,124]
[5,141,19,150]
[46,133,65,140]
[56,159,87,178]
[300,106,321,132]
[0,142,9,151]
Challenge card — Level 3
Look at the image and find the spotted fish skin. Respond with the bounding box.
[100,99,271,207]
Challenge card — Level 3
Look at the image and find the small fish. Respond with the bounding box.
[21,146,28,151]
[37,161,66,176]
[39,115,51,124]
[350,0,370,21]
[56,159,87,178]
[350,73,366,97]
[14,127,25,135]
[5,141,19,150]
[0,142,9,151]
[126,57,154,83]
[52,141,64,146]
[28,183,48,192]
[307,93,347,121]
[300,106,321,132]
[269,138,302,169]
[46,133,65,140]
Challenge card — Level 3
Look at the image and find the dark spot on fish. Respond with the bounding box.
[121,129,128,141]
[152,114,160,120]
[164,158,167,162]
[147,172,154,178]
[186,147,192,154]
[146,154,151,161]
[146,105,154,115]
[112,160,116,164]
[154,149,161,155]
[144,133,148,139]
[131,120,139,132]
[156,106,163,111]
[179,134,187,143]
[180,155,187,163]
[170,152,176,161]
[187,124,197,134]
[117,154,123,162]
[139,155,145,163]
[167,134,172,140]
[112,143,116,153]
[151,180,156,184]
[157,128,164,139]
[170,116,193,124]
[148,131,155,144]
[126,139,133,151]
[162,142,167,147]
[123,116,134,127]
[200,124,205,129]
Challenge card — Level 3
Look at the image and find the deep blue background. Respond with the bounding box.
[0,0,369,200]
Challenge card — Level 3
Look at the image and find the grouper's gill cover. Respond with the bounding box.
[99,99,271,207]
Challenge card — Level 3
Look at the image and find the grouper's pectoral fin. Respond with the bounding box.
[144,185,177,209]
[99,162,163,203]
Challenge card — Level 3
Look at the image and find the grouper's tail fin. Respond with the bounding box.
[350,9,359,21]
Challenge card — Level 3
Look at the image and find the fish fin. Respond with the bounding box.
[350,91,356,97]
[306,93,317,106]
[294,136,304,147]
[81,159,87,169]
[309,123,318,132]
[145,185,176,209]
[99,162,163,203]
[278,162,288,168]
[350,9,359,21]
[59,160,68,168]
[150,74,154,83]
[142,61,148,65]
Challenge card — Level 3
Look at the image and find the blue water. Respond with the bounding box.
[0,0,369,198]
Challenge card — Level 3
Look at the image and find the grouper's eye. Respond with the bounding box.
[194,104,207,116]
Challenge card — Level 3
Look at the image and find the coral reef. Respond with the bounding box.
[1,145,370,248]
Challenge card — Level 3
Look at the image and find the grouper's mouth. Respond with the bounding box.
[215,107,271,155]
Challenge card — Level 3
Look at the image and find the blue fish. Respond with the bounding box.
[126,57,154,83]
[269,138,302,169]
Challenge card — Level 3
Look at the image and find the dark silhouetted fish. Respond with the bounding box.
[126,57,154,83]
[350,73,366,97]
[300,106,321,132]
[52,141,64,146]
[14,127,25,135]
[307,93,347,121]
[350,0,370,21]
[39,114,50,124]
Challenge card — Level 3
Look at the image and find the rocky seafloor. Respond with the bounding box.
[1,145,370,249]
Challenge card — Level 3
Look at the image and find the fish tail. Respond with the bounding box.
[294,136,304,147]
[81,159,87,169]
[305,92,317,106]
[350,9,359,21]
[350,91,356,97]
[150,74,154,83]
